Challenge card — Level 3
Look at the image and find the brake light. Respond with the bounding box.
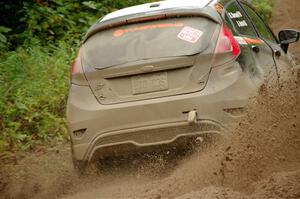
[69,51,89,86]
[70,53,83,80]
[215,24,240,56]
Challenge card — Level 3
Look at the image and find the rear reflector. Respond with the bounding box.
[215,24,240,56]
[72,128,87,137]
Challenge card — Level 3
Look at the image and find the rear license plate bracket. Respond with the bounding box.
[132,72,168,94]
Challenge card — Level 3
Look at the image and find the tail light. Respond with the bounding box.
[71,54,83,80]
[213,24,240,66]
[70,51,88,85]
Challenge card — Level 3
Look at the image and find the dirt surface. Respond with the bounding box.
[270,0,300,59]
[1,0,300,198]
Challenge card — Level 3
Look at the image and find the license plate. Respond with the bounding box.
[132,72,168,94]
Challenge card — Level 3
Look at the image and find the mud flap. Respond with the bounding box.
[72,159,88,175]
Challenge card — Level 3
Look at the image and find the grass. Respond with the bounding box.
[0,40,76,152]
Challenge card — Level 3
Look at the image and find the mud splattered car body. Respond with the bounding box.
[67,0,299,168]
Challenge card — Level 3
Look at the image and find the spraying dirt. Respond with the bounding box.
[1,0,300,198]
[1,68,298,199]
[57,66,299,199]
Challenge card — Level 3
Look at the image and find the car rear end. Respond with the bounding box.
[67,2,256,166]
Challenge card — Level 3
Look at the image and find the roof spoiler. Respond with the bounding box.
[82,7,221,43]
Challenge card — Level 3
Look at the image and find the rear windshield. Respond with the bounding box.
[83,17,217,69]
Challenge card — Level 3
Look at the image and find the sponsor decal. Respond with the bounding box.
[227,11,247,27]
[234,36,264,45]
[228,11,243,19]
[113,22,184,37]
[234,36,247,45]
[243,37,264,45]
[177,26,203,43]
[236,20,248,27]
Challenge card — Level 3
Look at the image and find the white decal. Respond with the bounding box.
[177,26,203,43]
[236,20,248,27]
[228,11,243,19]
[234,36,247,45]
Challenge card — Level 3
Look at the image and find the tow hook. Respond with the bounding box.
[187,110,198,125]
[195,136,204,144]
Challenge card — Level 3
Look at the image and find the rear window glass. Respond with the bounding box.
[83,17,217,69]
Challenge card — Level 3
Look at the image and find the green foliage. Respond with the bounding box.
[0,26,12,50]
[1,0,156,50]
[21,0,100,46]
[0,42,75,151]
[0,0,153,152]
[252,0,275,22]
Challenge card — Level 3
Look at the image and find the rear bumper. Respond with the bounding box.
[88,119,225,161]
[67,62,257,161]
[67,73,254,161]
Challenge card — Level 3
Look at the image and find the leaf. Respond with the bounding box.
[82,1,98,10]
[0,33,7,43]
[78,18,87,23]
[15,134,28,141]
[0,26,12,33]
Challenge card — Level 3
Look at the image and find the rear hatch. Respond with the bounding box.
[82,17,218,104]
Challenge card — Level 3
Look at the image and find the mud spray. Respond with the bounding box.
[1,63,299,199]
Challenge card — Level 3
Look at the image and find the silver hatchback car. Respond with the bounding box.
[67,0,299,170]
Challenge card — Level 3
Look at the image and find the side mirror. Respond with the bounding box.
[278,29,300,53]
